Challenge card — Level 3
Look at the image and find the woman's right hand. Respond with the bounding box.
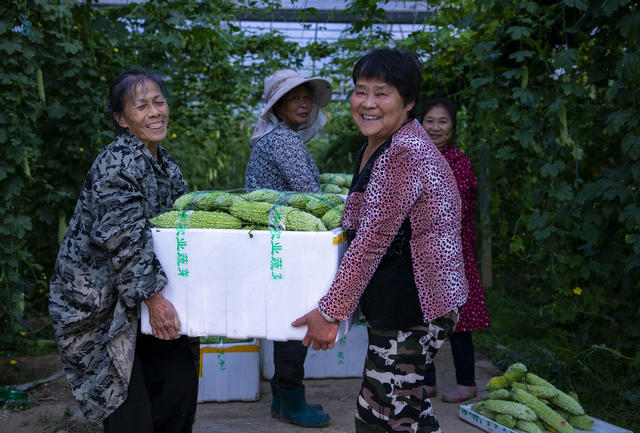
[144,292,181,340]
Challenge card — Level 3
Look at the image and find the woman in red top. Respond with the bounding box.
[294,49,468,433]
[421,98,491,403]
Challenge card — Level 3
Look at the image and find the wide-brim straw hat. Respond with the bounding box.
[249,69,332,147]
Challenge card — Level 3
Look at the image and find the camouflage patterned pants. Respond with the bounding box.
[355,311,458,433]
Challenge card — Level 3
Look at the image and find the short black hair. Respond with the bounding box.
[108,67,169,128]
[352,48,421,118]
[421,98,457,140]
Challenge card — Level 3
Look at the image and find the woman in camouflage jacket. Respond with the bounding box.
[49,68,198,432]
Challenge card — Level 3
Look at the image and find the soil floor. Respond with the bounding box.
[0,340,500,433]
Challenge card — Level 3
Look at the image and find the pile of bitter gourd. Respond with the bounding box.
[150,188,344,231]
[319,172,352,194]
[472,363,594,433]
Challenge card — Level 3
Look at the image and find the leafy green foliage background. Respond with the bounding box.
[1,0,638,429]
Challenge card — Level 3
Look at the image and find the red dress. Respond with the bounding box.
[440,144,491,332]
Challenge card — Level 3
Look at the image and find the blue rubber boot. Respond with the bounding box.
[270,380,324,418]
[279,387,330,428]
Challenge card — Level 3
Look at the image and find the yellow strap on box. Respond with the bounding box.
[199,344,260,377]
[333,231,346,245]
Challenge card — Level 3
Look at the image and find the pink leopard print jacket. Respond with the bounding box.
[318,120,468,324]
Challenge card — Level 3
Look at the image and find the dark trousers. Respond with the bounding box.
[273,340,308,390]
[424,331,475,386]
[103,334,199,433]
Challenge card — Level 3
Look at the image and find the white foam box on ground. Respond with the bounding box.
[260,321,368,379]
[197,339,260,403]
[459,404,633,433]
[141,227,350,341]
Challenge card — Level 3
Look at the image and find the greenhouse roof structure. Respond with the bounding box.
[95,1,435,91]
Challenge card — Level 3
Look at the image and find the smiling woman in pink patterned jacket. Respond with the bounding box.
[293,49,469,433]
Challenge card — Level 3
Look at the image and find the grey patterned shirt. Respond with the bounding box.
[245,122,322,192]
[48,131,187,424]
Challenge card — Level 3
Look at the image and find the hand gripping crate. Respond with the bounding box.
[260,321,368,379]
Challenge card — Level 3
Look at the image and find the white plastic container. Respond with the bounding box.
[458,403,633,433]
[197,339,260,403]
[261,322,368,379]
[141,227,350,341]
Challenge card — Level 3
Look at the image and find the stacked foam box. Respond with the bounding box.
[141,227,351,340]
[197,339,260,403]
[261,322,368,379]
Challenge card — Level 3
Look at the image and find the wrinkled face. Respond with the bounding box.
[274,85,313,131]
[115,79,169,147]
[350,77,414,147]
[422,105,453,150]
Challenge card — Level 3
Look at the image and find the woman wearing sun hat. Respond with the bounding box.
[245,69,332,428]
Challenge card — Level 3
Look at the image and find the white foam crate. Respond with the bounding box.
[197,339,260,403]
[261,322,368,379]
[141,227,350,341]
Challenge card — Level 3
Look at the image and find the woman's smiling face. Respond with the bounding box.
[422,105,453,150]
[350,77,414,147]
[115,79,169,148]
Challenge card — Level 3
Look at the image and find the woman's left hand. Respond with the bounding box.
[292,308,339,351]
[144,292,181,340]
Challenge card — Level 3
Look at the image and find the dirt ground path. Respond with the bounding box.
[1,340,500,433]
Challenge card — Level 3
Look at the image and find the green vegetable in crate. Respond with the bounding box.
[526,373,585,415]
[471,402,496,419]
[286,209,327,231]
[172,191,242,211]
[305,194,344,217]
[568,414,594,430]
[484,399,537,421]
[242,189,282,203]
[285,193,312,210]
[512,382,558,399]
[504,362,527,383]
[554,407,572,421]
[495,414,516,428]
[549,391,586,416]
[230,200,276,225]
[229,201,326,231]
[173,192,200,210]
[194,191,244,211]
[320,173,352,187]
[486,375,510,391]
[319,173,333,184]
[511,388,574,433]
[525,372,554,388]
[517,420,544,433]
[486,389,511,400]
[320,183,342,194]
[150,210,243,229]
[321,205,344,230]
